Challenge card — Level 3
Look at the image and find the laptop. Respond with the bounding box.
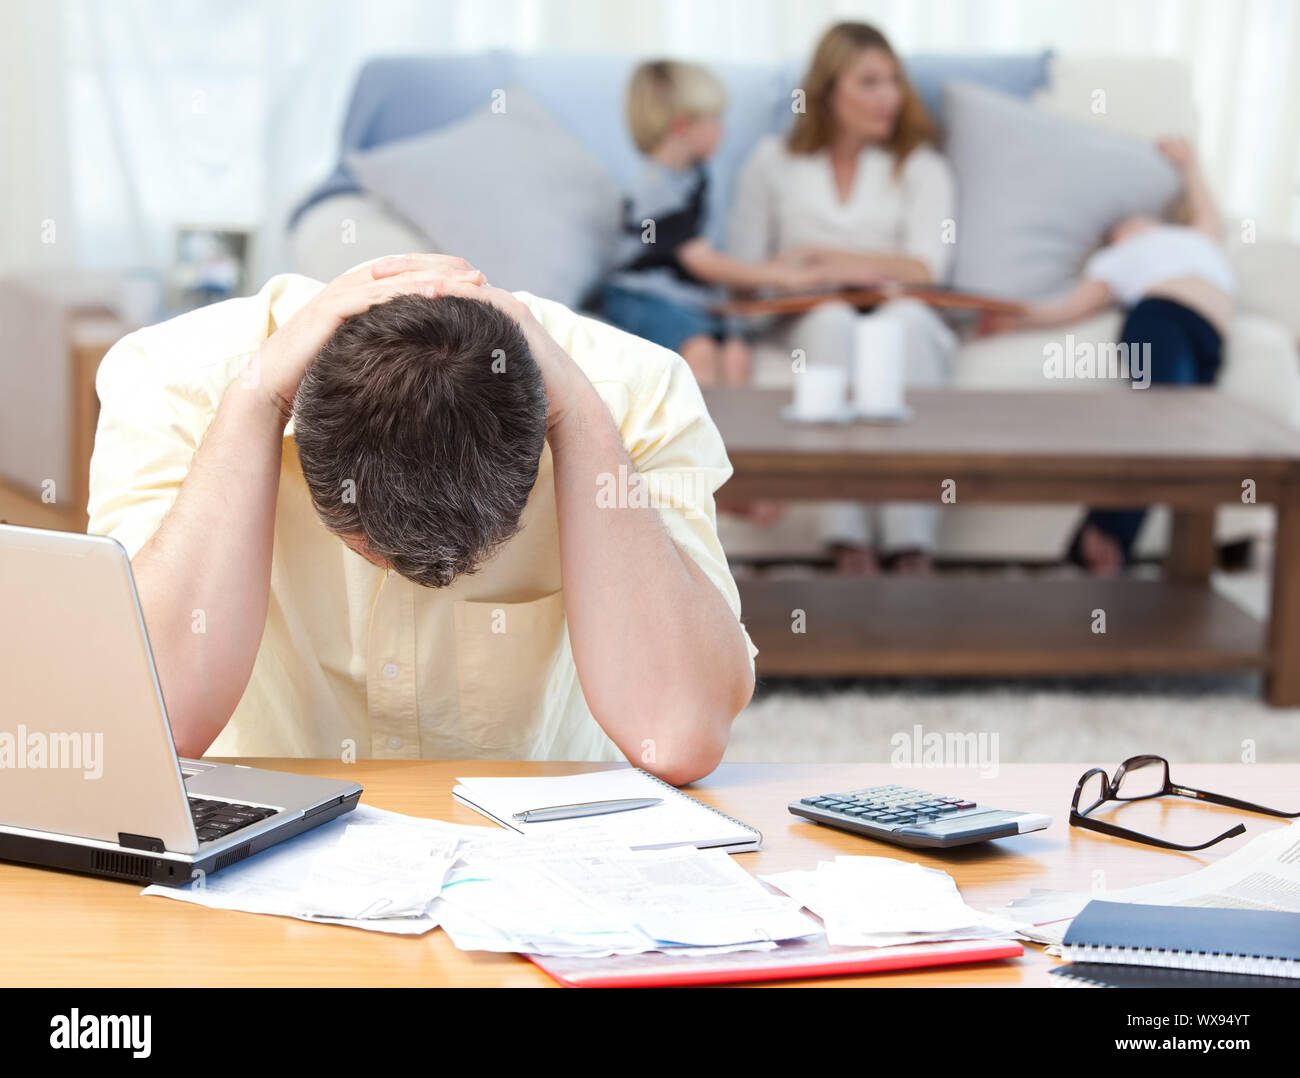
[0,524,362,885]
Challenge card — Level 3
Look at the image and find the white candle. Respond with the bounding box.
[790,365,849,421]
[853,316,906,418]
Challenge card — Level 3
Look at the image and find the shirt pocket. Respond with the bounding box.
[453,590,570,754]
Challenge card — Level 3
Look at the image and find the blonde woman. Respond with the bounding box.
[729,22,958,574]
[604,60,824,386]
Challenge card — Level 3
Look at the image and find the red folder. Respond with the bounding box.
[529,936,1022,988]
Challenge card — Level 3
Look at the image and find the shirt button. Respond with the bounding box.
[388,736,402,750]
[381,662,398,679]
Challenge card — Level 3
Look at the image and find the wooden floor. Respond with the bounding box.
[739,577,1269,678]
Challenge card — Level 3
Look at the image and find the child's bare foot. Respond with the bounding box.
[722,501,787,525]
[1078,523,1124,576]
[719,336,752,385]
[830,543,880,576]
[889,549,935,575]
[679,334,721,386]
[745,500,786,525]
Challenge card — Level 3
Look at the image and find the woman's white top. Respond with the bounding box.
[1084,225,1237,307]
[727,135,957,282]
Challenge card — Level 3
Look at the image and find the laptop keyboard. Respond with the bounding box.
[188,796,279,844]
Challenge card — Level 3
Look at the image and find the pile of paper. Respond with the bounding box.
[431,837,821,956]
[145,804,1037,958]
[1003,821,1300,948]
[142,804,508,934]
[760,856,1021,947]
[141,803,820,953]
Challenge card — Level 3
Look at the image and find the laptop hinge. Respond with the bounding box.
[118,832,165,853]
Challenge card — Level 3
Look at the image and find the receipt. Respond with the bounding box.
[295,825,461,920]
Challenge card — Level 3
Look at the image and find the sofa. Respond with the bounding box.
[288,50,1300,563]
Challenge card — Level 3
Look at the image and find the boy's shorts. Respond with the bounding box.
[602,283,742,353]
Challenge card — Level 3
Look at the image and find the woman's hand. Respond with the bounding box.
[763,258,837,292]
[975,308,1025,336]
[779,247,885,288]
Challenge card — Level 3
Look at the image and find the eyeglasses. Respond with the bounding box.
[1071,754,1300,851]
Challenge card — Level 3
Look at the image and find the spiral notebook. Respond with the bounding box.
[1049,963,1300,989]
[452,768,762,852]
[1061,901,1300,979]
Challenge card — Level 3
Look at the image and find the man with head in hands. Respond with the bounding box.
[88,255,756,785]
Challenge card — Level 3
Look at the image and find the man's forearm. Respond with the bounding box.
[131,381,286,755]
[548,380,754,785]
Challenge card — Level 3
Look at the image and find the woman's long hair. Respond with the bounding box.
[787,21,936,176]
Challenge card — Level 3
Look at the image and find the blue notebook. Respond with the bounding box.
[1061,901,1300,979]
[1050,963,1300,988]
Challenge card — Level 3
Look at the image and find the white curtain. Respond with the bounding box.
[0,2,74,272]
[8,0,1299,280]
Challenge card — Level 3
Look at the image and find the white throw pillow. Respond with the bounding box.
[346,87,621,309]
[944,80,1181,300]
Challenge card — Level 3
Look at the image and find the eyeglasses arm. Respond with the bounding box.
[1169,784,1300,819]
[1070,812,1247,852]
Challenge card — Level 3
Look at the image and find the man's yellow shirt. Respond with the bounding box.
[87,273,756,761]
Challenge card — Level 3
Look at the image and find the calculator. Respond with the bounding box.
[789,784,1052,849]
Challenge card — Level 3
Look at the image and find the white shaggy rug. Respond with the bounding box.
[725,680,1300,764]
[723,565,1300,764]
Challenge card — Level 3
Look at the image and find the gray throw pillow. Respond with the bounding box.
[944,80,1181,299]
[347,87,621,308]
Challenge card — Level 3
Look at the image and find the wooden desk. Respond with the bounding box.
[703,387,1300,705]
[3,760,1294,987]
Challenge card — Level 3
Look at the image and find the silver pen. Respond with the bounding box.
[512,797,663,823]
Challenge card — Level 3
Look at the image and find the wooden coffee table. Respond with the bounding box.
[702,387,1300,706]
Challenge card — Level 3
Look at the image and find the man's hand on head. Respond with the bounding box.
[369,255,594,438]
[254,254,486,422]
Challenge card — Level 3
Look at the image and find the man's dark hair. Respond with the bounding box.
[292,293,547,587]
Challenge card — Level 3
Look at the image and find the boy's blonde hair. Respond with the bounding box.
[626,60,726,153]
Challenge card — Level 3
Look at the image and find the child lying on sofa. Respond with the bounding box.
[983,137,1237,575]
[602,60,827,387]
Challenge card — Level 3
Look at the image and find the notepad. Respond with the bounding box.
[452,768,762,852]
[1061,900,1300,979]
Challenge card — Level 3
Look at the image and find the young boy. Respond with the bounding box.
[603,60,824,386]
[983,137,1236,574]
